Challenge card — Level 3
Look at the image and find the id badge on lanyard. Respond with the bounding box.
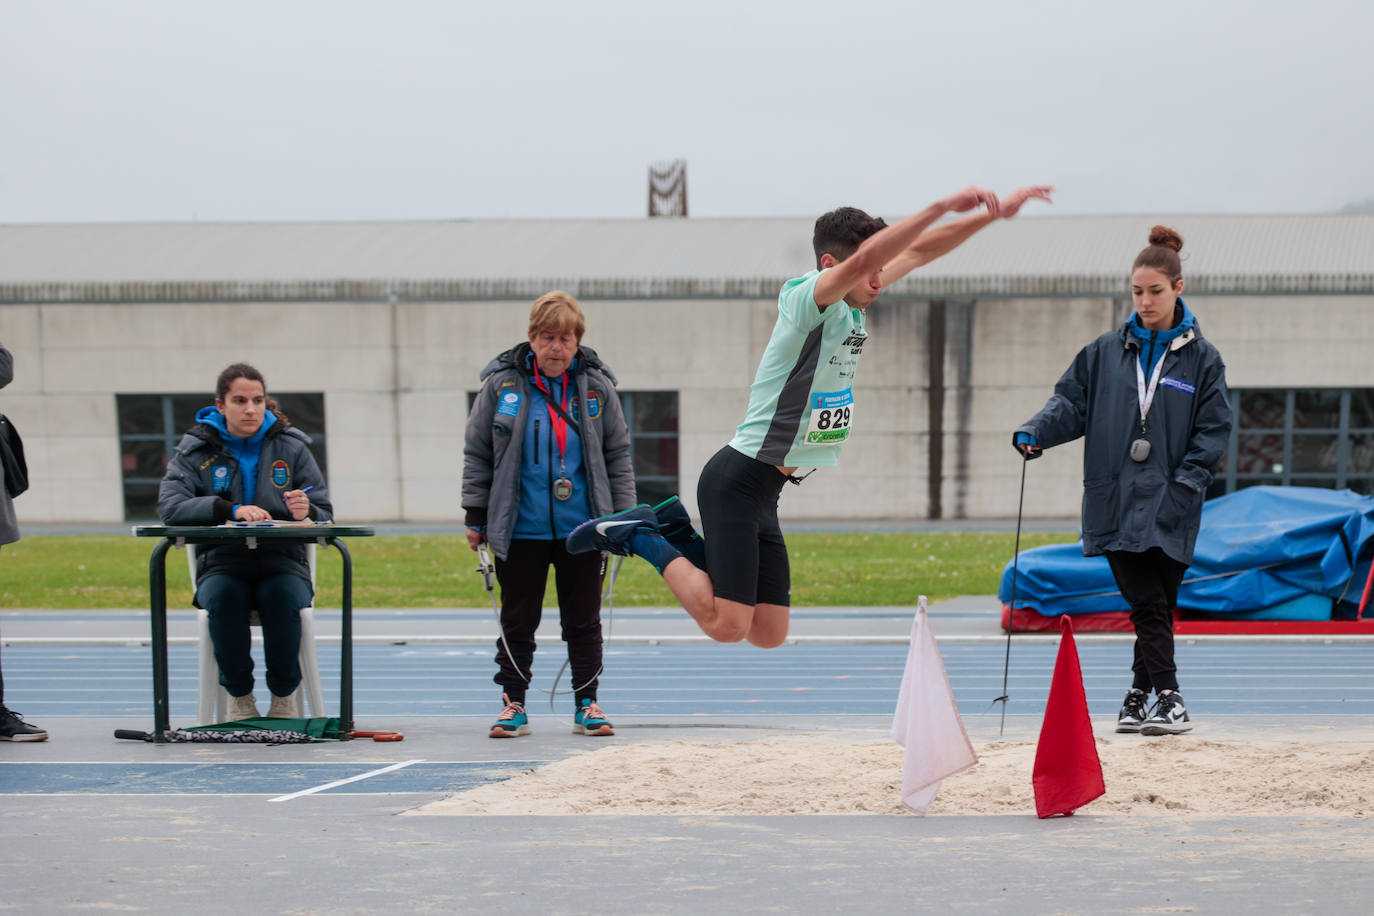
[1133,350,1168,462]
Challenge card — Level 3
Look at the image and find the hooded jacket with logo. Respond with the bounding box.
[462,342,635,562]
[158,407,333,583]
[1014,301,1232,565]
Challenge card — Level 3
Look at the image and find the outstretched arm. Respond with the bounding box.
[812,186,1000,307]
[882,185,1054,286]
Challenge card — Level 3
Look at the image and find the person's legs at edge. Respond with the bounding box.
[0,618,47,741]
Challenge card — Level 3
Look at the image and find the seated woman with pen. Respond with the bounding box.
[157,362,332,719]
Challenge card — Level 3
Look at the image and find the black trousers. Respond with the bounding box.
[493,538,605,708]
[1106,548,1188,694]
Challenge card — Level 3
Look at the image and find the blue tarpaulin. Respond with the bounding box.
[999,486,1374,620]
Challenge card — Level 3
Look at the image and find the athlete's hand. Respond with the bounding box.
[939,186,1000,217]
[1000,185,1055,219]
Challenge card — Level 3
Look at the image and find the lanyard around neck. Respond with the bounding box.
[1135,345,1169,426]
[531,364,571,467]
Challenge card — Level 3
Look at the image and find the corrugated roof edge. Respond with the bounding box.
[3,272,1373,303]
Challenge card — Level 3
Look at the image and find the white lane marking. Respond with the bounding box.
[268,759,425,803]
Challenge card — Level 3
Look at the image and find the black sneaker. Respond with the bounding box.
[1140,689,1192,736]
[565,505,658,556]
[1116,688,1148,734]
[0,707,48,742]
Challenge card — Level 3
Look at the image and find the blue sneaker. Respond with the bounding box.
[565,505,658,556]
[651,495,697,544]
[650,495,708,571]
[489,694,530,738]
[572,698,614,736]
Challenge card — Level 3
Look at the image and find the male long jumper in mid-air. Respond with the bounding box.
[567,184,1054,647]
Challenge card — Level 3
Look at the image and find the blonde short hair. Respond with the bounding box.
[528,290,586,342]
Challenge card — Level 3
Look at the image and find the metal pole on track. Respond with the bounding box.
[993,456,1029,737]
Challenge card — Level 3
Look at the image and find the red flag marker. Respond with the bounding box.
[1032,614,1105,818]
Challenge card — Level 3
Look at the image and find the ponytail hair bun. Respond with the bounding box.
[1133,225,1184,282]
[1147,225,1183,253]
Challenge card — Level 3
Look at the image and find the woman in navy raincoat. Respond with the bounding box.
[1014,227,1232,736]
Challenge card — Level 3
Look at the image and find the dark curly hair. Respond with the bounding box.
[812,207,888,268]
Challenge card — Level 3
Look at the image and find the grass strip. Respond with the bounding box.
[0,532,1078,610]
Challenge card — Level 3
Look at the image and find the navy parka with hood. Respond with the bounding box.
[158,407,333,587]
[1015,301,1232,566]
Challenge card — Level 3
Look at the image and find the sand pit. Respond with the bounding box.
[411,733,1374,817]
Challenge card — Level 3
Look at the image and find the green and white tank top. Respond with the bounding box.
[728,269,868,467]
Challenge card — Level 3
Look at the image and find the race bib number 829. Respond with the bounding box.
[806,390,855,444]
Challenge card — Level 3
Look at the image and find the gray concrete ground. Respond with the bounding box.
[4,598,1374,914]
[7,714,1374,915]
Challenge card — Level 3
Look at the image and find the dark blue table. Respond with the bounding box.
[132,524,375,742]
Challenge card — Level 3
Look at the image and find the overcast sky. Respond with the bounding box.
[3,0,1371,223]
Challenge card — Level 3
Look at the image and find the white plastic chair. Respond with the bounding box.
[187,543,326,724]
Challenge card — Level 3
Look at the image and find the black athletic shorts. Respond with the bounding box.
[695,445,791,607]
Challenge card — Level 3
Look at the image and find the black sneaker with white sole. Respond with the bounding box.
[1140,689,1192,735]
[1116,688,1149,734]
[0,707,48,742]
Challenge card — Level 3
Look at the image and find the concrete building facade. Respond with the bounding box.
[2,214,1371,524]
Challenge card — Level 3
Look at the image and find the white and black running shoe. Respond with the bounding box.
[1116,688,1149,734]
[1140,689,1192,736]
[565,505,657,556]
[0,707,48,741]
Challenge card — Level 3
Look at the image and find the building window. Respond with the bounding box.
[117,393,327,521]
[1209,388,1374,498]
[620,391,679,506]
[464,389,680,507]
